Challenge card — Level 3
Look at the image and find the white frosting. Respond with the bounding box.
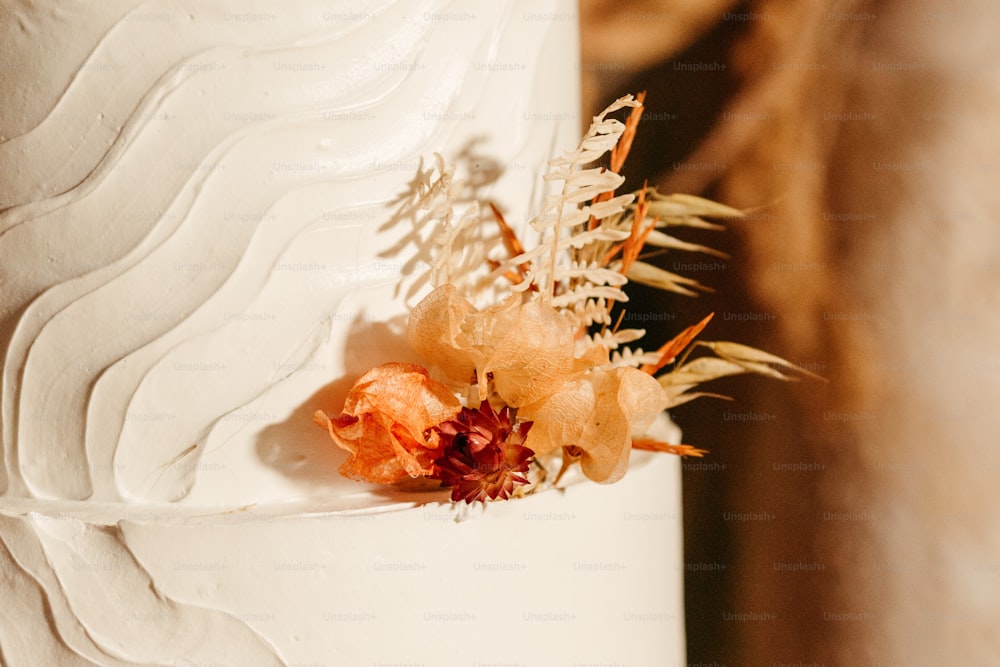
[0,0,686,663]
[0,450,683,665]
[1,0,579,506]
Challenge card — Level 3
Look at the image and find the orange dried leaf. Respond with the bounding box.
[487,258,527,287]
[587,91,646,231]
[489,202,536,289]
[598,240,625,268]
[641,312,714,375]
[632,438,708,457]
[489,201,527,261]
[609,90,646,174]
[618,184,654,276]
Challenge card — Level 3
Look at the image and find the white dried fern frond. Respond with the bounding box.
[588,327,646,351]
[553,262,628,288]
[505,228,630,296]
[568,298,612,329]
[416,154,456,219]
[519,94,641,302]
[429,202,477,286]
[418,157,512,304]
[543,167,626,205]
[609,346,662,369]
[560,225,631,250]
[551,284,627,309]
[546,95,640,171]
[528,194,633,235]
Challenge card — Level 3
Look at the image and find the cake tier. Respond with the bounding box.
[0,0,580,506]
[0,1,687,664]
[0,452,684,666]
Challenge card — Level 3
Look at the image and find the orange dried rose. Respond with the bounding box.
[519,366,669,484]
[313,362,461,484]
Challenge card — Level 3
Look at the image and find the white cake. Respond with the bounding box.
[0,1,685,664]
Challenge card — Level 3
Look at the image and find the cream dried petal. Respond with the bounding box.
[407,284,477,386]
[521,366,668,483]
[460,296,584,406]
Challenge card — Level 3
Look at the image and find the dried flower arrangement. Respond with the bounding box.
[314,93,819,503]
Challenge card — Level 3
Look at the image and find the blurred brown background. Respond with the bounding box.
[580,0,1000,664]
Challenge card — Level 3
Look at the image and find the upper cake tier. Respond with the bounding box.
[0,0,582,507]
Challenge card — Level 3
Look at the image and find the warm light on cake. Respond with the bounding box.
[0,2,691,664]
[314,93,817,501]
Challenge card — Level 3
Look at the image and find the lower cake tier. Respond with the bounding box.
[0,451,685,666]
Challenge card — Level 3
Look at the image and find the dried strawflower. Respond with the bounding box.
[433,401,534,503]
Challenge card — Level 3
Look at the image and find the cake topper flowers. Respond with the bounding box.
[315,93,819,503]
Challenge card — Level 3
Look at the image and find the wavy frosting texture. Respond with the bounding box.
[1,0,577,507]
[0,450,684,665]
[0,0,685,664]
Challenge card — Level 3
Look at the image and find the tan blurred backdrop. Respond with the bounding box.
[581,0,1000,664]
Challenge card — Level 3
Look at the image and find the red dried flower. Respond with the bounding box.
[432,402,534,503]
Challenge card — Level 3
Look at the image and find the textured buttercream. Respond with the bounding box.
[0,1,685,664]
[2,0,577,507]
